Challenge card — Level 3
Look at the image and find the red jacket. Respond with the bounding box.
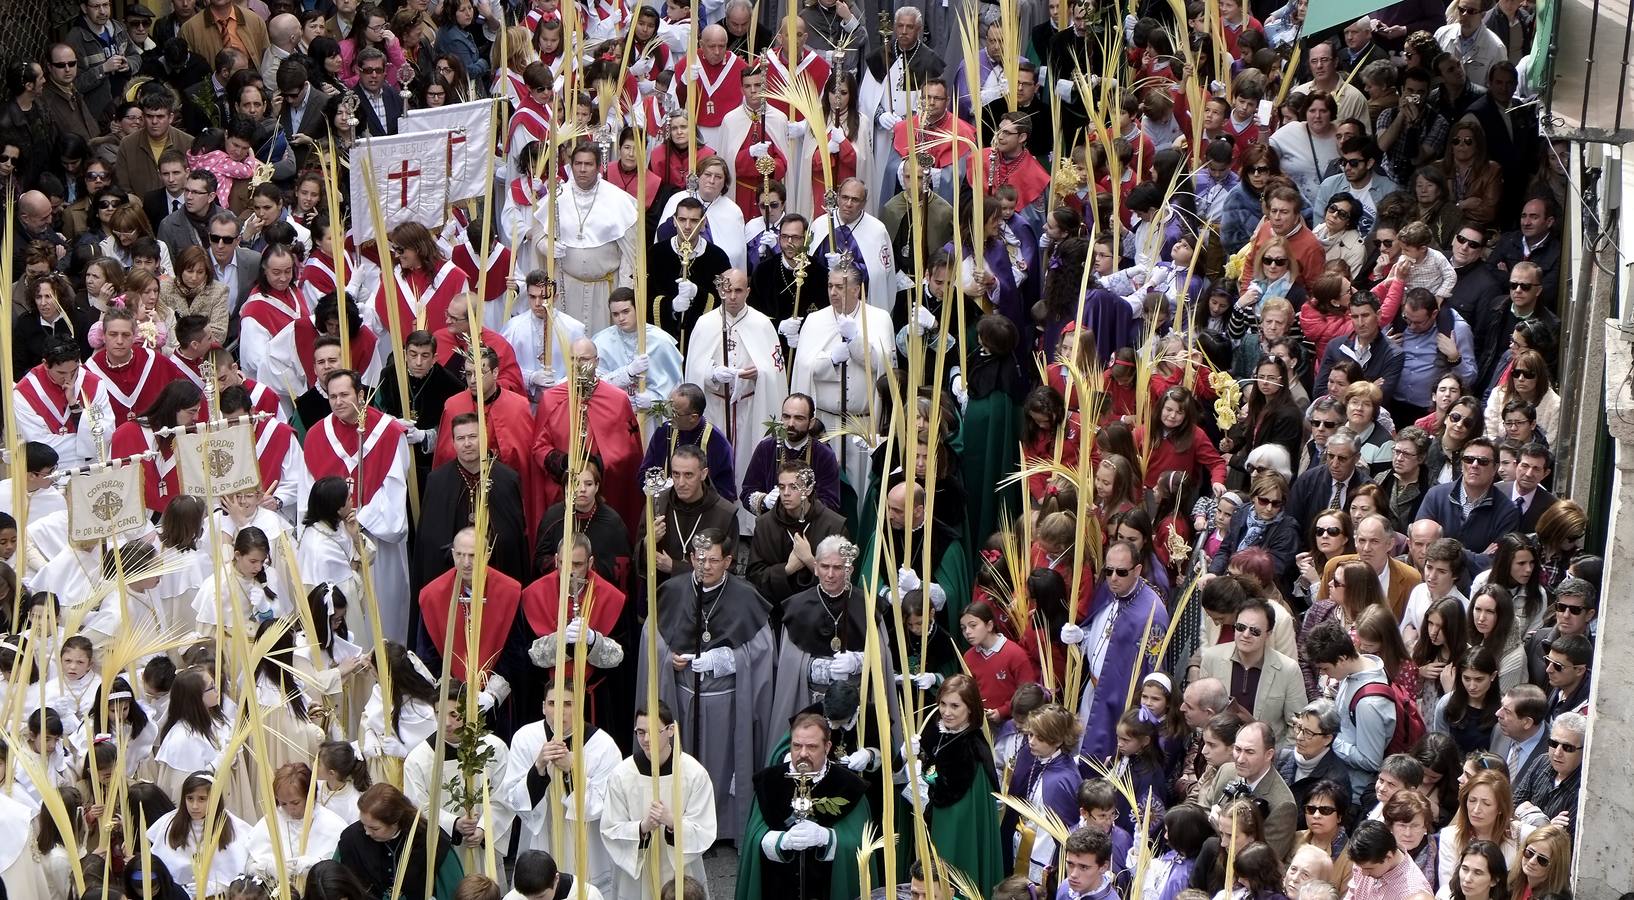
[1137,424,1227,489]
[963,637,1037,720]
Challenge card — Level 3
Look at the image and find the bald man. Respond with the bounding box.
[261,13,301,85]
[677,24,746,154]
[531,338,645,541]
[14,192,67,268]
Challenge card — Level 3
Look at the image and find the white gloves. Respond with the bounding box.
[749,141,771,159]
[914,304,937,334]
[553,240,568,259]
[607,367,635,389]
[894,271,915,292]
[828,341,850,366]
[836,316,859,342]
[828,136,842,154]
[896,566,922,594]
[628,353,651,376]
[638,77,657,96]
[911,671,939,690]
[630,56,654,78]
[673,287,694,314]
[381,735,408,757]
[1055,78,1075,102]
[951,371,968,410]
[1060,622,1085,645]
[484,672,511,705]
[828,126,846,144]
[979,76,1008,105]
[762,487,780,511]
[901,736,922,758]
[529,368,556,389]
[563,618,596,646]
[785,121,805,141]
[406,426,434,446]
[782,819,830,851]
[758,229,779,252]
[711,365,738,385]
[829,650,863,677]
[902,776,930,802]
[842,748,875,772]
[686,62,704,84]
[778,317,803,346]
[877,111,902,132]
[690,645,737,677]
[632,393,656,411]
[824,251,844,268]
[927,166,945,190]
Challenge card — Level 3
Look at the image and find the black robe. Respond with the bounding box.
[647,238,732,343]
[533,499,632,586]
[374,356,465,484]
[415,458,530,590]
[333,819,463,900]
[639,484,740,585]
[750,251,830,325]
[749,763,871,899]
[746,500,850,612]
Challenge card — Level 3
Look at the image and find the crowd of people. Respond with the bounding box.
[0,0,1595,897]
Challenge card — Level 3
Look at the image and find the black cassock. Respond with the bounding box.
[375,356,465,483]
[647,238,732,342]
[415,458,531,591]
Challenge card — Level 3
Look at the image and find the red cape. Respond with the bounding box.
[302,408,406,504]
[419,568,523,676]
[893,115,977,167]
[86,347,183,424]
[732,118,788,217]
[109,422,180,514]
[372,260,469,342]
[520,569,626,642]
[433,387,538,527]
[432,326,525,396]
[292,318,378,387]
[675,53,745,126]
[969,149,1051,208]
[530,381,643,542]
[252,417,297,494]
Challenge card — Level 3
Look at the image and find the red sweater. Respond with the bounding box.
[963,636,1038,720]
[1136,424,1228,489]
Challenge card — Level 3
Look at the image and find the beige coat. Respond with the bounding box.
[162,279,231,344]
[1199,644,1311,747]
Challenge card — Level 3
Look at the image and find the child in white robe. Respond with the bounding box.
[144,771,253,899]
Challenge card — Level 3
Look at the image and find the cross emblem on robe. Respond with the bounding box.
[388,160,423,207]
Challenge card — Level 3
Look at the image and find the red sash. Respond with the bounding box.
[110,422,179,513]
[520,569,626,641]
[86,347,178,423]
[18,367,100,435]
[676,53,744,126]
[240,287,309,337]
[450,241,512,304]
[764,48,830,121]
[372,260,468,341]
[971,149,1052,208]
[419,569,523,676]
[302,408,405,504]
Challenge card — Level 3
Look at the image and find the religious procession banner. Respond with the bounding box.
[401,98,495,203]
[66,462,146,543]
[349,129,453,245]
[177,422,260,497]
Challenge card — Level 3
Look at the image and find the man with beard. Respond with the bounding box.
[533,457,631,584]
[749,213,829,328]
[533,339,645,543]
[747,463,848,610]
[522,533,629,734]
[981,62,1053,160]
[771,534,901,730]
[741,393,841,516]
[506,679,621,893]
[432,346,538,532]
[642,444,739,583]
[416,413,530,589]
[374,330,463,487]
[640,384,739,502]
[861,7,946,206]
[736,712,873,900]
[634,528,774,842]
[881,163,954,294]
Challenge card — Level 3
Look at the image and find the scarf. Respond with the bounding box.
[1237,510,1284,553]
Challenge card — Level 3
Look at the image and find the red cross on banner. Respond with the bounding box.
[399,99,493,203]
[388,160,422,207]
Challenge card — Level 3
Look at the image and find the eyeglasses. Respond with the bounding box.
[1304,804,1339,816]
[1524,847,1551,866]
[1461,454,1495,467]
[1313,525,1345,538]
[1101,565,1133,578]
[1547,738,1581,753]
[1512,369,1537,378]
[1555,601,1586,615]
[208,233,238,244]
[1247,165,1271,174]
[1262,256,1288,266]
[1309,418,1340,429]
[1233,621,1265,637]
[1509,281,1539,291]
[50,60,76,69]
[1254,495,1284,509]
[86,171,111,181]
[1341,157,1367,168]
[1451,136,1475,146]
[1453,233,1483,247]
[1326,204,1353,219]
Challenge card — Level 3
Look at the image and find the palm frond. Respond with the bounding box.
[994,792,1072,845]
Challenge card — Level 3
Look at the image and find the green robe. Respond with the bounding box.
[957,389,1023,548]
[897,721,1005,898]
[736,764,875,900]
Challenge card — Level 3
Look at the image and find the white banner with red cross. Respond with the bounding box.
[349,130,453,245]
[401,98,495,203]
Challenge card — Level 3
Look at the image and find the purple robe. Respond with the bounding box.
[1075,580,1170,761]
[1003,744,1083,845]
[738,434,842,514]
[640,419,740,501]
[1006,214,1043,306]
[951,52,1000,121]
[1079,286,1139,365]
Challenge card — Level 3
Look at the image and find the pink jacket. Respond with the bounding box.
[338,33,408,88]
[185,149,258,206]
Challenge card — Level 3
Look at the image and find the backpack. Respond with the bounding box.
[1347,680,1426,757]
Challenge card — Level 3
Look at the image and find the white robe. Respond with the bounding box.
[600,752,717,900]
[244,805,348,881]
[360,687,436,761]
[505,722,621,892]
[403,733,514,874]
[296,520,374,638]
[0,482,66,525]
[319,781,362,823]
[594,324,685,410]
[717,103,794,209]
[144,811,254,898]
[12,369,117,468]
[263,319,385,405]
[789,304,893,501]
[792,108,875,221]
[807,211,897,312]
[540,179,639,336]
[0,794,50,900]
[859,57,921,215]
[502,307,587,406]
[683,305,787,530]
[658,192,748,270]
[31,544,103,611]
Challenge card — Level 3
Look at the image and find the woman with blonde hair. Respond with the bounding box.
[1532,500,1586,593]
[1000,703,1083,882]
[1342,380,1394,475]
[1239,238,1306,313]
[1510,824,1569,899]
[1437,770,1531,888]
[1436,119,1504,231]
[100,205,174,275]
[161,245,230,344]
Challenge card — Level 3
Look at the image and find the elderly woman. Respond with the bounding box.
[1270,91,1342,208]
[1384,789,1440,891]
[1275,700,1354,810]
[1342,380,1394,476]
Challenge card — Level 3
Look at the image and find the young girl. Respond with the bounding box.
[19,708,77,805]
[360,641,439,783]
[317,739,371,824]
[141,654,177,726]
[992,682,1046,772]
[40,635,98,736]
[73,676,156,775]
[155,495,212,640]
[145,771,253,898]
[1140,673,1190,777]
[192,526,287,637]
[959,600,1038,725]
[1355,604,1419,693]
[253,619,325,772]
[1469,585,1527,692]
[1431,647,1500,755]
[1001,704,1083,884]
[1109,707,1170,836]
[154,668,257,822]
[896,593,960,691]
[35,783,84,900]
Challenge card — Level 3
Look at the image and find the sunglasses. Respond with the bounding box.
[1524,847,1551,866]
[1341,157,1367,167]
[1451,136,1475,146]
[1377,237,1396,247]
[1326,204,1352,219]
[1303,804,1338,816]
[1544,658,1579,672]
[1453,233,1483,247]
[1547,738,1581,753]
[1555,601,1586,615]
[1512,369,1537,378]
[86,171,111,181]
[0,154,18,164]
[1254,495,1284,509]
[50,60,76,69]
[1510,281,1539,291]
[1461,454,1495,466]
[1446,411,1470,424]
[1101,565,1133,578]
[97,200,122,210]
[1262,256,1288,266]
[1233,621,1265,637]
[360,66,386,74]
[1313,525,1345,538]
[1310,418,1340,429]
[208,233,238,244]
[1247,165,1271,174]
